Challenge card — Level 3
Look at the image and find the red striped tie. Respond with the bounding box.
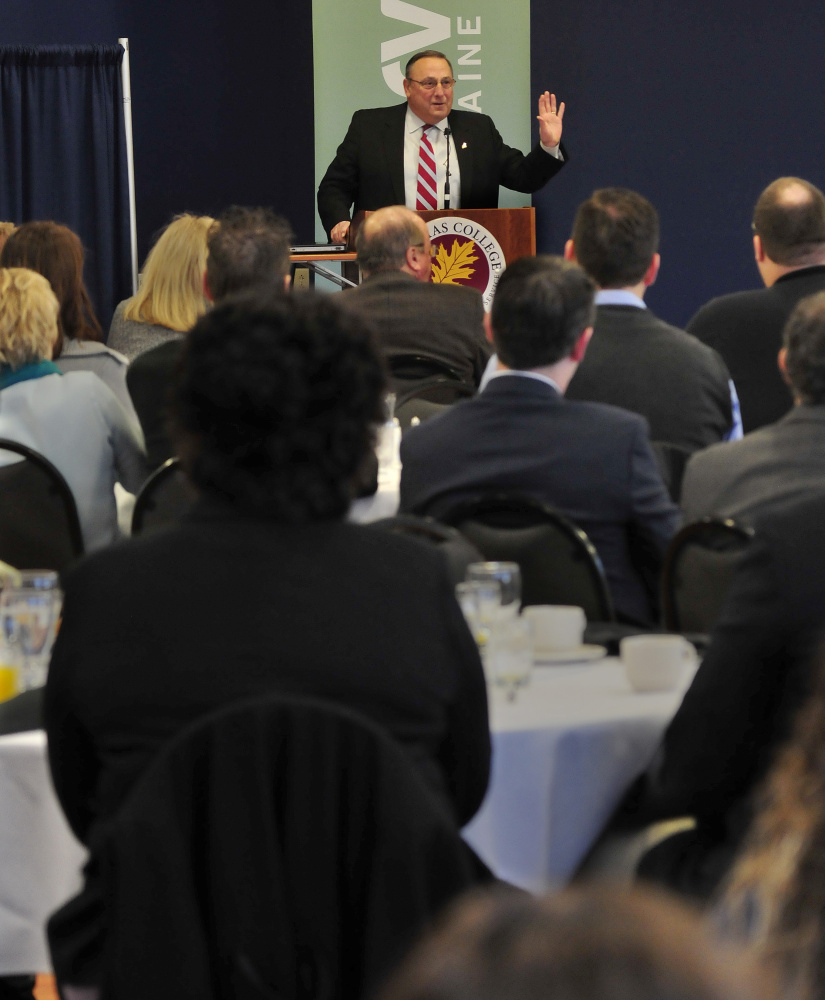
[415,125,438,211]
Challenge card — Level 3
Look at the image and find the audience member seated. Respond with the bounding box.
[683,292,825,526]
[564,187,737,451]
[378,885,763,1000]
[127,205,293,468]
[721,647,825,999]
[0,268,146,550]
[0,221,136,419]
[399,255,681,625]
[688,177,825,432]
[46,290,488,847]
[627,489,825,902]
[107,212,215,360]
[0,222,15,255]
[341,205,490,386]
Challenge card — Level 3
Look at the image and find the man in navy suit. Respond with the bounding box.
[317,50,567,242]
[399,256,681,625]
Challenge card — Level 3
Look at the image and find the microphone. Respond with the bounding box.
[443,127,452,209]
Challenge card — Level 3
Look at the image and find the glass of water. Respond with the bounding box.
[466,562,522,608]
[487,615,534,701]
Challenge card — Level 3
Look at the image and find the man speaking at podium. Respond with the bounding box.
[318,50,568,243]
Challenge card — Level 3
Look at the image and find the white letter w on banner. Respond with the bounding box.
[381,0,451,95]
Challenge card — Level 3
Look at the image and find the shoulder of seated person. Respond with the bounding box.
[62,338,128,366]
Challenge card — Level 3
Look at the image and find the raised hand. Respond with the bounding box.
[537,91,565,149]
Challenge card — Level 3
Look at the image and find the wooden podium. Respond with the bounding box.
[416,207,536,263]
[294,207,536,289]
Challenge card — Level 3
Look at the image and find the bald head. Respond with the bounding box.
[356,206,432,282]
[753,177,825,267]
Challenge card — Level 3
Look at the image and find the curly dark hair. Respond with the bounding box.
[0,220,102,357]
[782,291,825,405]
[170,291,386,520]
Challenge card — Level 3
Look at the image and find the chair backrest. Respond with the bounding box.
[0,438,84,571]
[369,514,485,586]
[661,518,755,633]
[387,353,463,383]
[388,354,476,407]
[131,457,197,535]
[395,395,450,430]
[651,441,693,504]
[439,493,616,621]
[93,695,481,1000]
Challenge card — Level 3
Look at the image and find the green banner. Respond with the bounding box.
[312,0,532,239]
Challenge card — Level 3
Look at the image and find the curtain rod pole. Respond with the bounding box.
[118,37,138,294]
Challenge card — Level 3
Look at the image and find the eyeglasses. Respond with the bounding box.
[406,76,456,91]
[410,243,438,257]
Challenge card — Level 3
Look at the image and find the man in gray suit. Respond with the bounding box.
[682,291,825,526]
[341,205,490,386]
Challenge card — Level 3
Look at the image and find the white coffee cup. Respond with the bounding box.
[620,635,698,692]
[522,605,586,652]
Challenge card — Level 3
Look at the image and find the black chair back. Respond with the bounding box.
[439,493,616,621]
[388,354,476,407]
[661,518,754,633]
[395,395,450,430]
[132,458,197,535]
[370,514,484,586]
[651,441,693,504]
[89,695,482,1000]
[0,438,84,571]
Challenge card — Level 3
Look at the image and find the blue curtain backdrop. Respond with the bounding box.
[0,45,132,332]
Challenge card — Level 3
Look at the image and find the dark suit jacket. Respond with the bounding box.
[44,499,490,845]
[687,266,825,432]
[126,338,185,469]
[681,404,825,526]
[566,304,733,452]
[317,103,567,235]
[341,271,490,386]
[399,375,681,625]
[636,490,825,894]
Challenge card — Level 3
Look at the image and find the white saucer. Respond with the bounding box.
[533,643,608,664]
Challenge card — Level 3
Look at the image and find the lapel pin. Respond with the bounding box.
[461,142,468,149]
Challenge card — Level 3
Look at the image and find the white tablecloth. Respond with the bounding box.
[463,657,687,892]
[0,657,685,972]
[0,731,86,974]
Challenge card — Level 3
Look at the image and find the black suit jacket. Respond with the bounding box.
[341,271,490,385]
[636,490,825,893]
[399,375,681,625]
[126,338,185,469]
[44,499,490,845]
[566,305,733,452]
[687,266,825,433]
[317,103,567,235]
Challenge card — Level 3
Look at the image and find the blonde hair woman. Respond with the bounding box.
[108,213,216,360]
[0,268,146,550]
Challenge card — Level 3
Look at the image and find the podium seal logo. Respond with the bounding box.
[427,217,505,308]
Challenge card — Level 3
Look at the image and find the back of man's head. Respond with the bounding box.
[491,256,596,370]
[356,206,425,277]
[753,178,825,267]
[783,291,825,404]
[571,188,659,288]
[205,206,293,302]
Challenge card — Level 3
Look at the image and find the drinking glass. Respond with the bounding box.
[487,616,534,701]
[466,562,522,608]
[455,579,502,650]
[0,575,62,691]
